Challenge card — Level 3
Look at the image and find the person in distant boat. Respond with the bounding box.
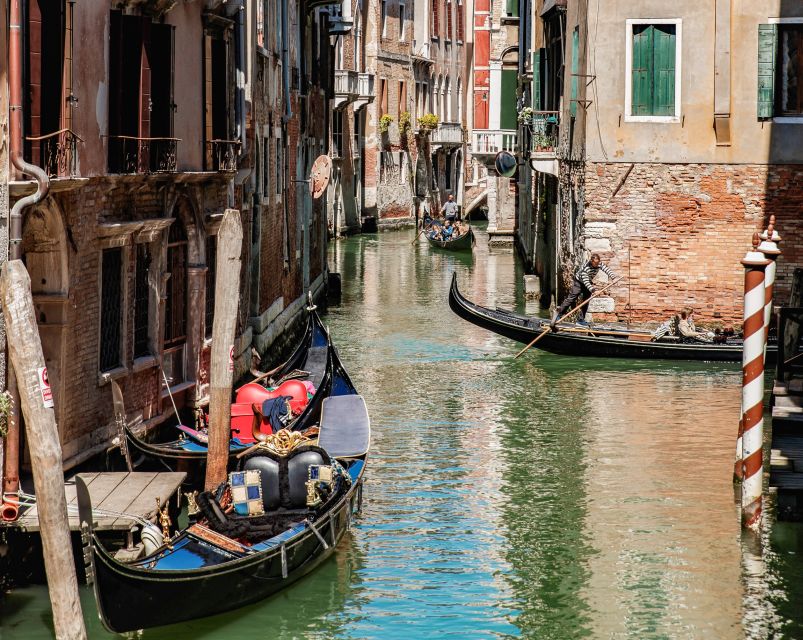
[452,221,462,238]
[552,253,617,327]
[441,219,454,240]
[428,224,442,240]
[440,194,459,222]
[678,307,713,342]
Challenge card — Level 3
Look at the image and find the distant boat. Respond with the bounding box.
[449,273,777,363]
[79,345,369,633]
[425,224,474,251]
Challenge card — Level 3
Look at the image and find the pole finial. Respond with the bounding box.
[752,232,760,250]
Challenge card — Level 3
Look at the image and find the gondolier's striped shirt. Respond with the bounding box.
[576,261,616,290]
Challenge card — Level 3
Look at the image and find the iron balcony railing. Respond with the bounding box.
[26,128,83,178]
[205,139,240,172]
[430,121,463,146]
[470,129,517,156]
[107,136,179,174]
[529,111,560,154]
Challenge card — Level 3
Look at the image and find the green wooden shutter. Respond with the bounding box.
[631,24,653,115]
[506,0,518,18]
[758,24,777,119]
[532,49,542,110]
[570,27,579,117]
[653,25,676,116]
[501,69,518,129]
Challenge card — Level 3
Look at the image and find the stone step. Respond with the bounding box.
[773,395,803,410]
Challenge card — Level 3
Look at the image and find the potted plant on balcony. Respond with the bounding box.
[517,106,534,126]
[417,113,439,133]
[379,114,394,149]
[399,111,411,148]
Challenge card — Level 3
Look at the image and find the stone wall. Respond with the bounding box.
[583,162,803,326]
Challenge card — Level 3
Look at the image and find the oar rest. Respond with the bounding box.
[317,395,371,458]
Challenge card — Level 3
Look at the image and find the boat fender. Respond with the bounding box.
[141,522,164,556]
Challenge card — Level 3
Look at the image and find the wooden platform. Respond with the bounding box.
[770,379,803,520]
[8,472,186,532]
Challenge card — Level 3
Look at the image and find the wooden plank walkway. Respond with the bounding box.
[9,472,185,532]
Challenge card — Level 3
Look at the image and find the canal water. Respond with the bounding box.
[3,224,803,639]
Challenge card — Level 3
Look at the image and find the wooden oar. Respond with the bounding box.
[514,277,622,359]
[411,226,427,245]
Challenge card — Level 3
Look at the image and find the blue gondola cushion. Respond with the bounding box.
[229,469,265,516]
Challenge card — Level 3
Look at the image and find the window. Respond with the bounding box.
[505,0,518,18]
[398,81,407,116]
[432,0,439,38]
[263,133,271,199]
[204,22,234,170]
[446,0,453,40]
[108,12,175,173]
[456,0,464,42]
[570,26,579,118]
[257,0,265,48]
[100,247,123,372]
[205,235,217,339]
[625,20,681,122]
[332,110,344,157]
[399,2,406,41]
[275,131,283,196]
[133,243,152,358]
[758,22,803,118]
[164,221,187,348]
[380,79,388,114]
[381,0,387,37]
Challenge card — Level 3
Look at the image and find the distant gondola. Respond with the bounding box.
[425,225,474,251]
[124,308,333,468]
[79,345,369,633]
[449,273,777,363]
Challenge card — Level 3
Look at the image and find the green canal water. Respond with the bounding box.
[3,224,803,639]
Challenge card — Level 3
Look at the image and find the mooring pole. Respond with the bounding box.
[0,261,86,639]
[205,209,243,491]
[739,234,771,530]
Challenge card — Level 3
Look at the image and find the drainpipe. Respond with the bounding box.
[3,0,51,521]
[226,0,247,155]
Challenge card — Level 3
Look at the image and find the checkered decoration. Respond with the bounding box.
[229,469,265,516]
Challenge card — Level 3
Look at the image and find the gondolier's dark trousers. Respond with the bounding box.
[556,280,592,321]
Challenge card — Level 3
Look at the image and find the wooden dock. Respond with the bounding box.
[770,379,803,518]
[7,472,186,532]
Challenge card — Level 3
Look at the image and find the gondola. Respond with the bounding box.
[124,308,333,468]
[79,345,369,633]
[449,273,778,363]
[425,224,474,251]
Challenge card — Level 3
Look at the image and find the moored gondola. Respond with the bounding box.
[449,273,777,363]
[124,308,333,468]
[79,346,368,633]
[425,225,474,251]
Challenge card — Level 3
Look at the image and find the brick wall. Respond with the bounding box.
[583,163,803,326]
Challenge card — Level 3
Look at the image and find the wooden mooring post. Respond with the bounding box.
[205,209,243,491]
[0,261,86,639]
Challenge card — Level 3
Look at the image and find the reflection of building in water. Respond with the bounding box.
[579,370,744,637]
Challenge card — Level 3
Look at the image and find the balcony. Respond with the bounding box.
[26,129,83,178]
[333,70,358,110]
[430,122,463,147]
[470,129,517,160]
[353,73,375,111]
[205,139,240,172]
[108,136,179,174]
[528,111,559,176]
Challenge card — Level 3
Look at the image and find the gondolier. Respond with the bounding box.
[440,194,459,221]
[552,253,617,327]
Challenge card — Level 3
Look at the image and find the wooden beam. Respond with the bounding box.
[205,209,243,491]
[0,261,86,639]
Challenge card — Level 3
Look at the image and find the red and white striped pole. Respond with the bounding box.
[734,220,781,482]
[740,233,771,530]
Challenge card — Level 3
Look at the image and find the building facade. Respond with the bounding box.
[519,0,803,325]
[1,0,331,485]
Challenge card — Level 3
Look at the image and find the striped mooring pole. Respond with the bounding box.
[739,233,771,529]
[734,220,781,482]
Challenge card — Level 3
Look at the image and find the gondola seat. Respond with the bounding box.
[318,395,371,458]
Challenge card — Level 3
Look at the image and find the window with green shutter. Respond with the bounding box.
[505,0,518,18]
[532,49,542,111]
[501,69,518,129]
[570,27,579,118]
[778,25,803,116]
[630,23,677,117]
[757,24,777,119]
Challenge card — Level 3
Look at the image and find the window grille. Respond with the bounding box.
[100,247,123,371]
[164,221,187,347]
[134,243,151,358]
[206,234,217,339]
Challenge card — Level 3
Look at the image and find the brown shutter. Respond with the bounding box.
[432,0,439,38]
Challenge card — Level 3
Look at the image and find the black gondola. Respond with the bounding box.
[425,224,474,251]
[124,308,333,467]
[449,273,777,363]
[79,346,368,633]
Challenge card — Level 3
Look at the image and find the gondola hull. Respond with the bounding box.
[426,227,474,251]
[449,273,777,363]
[88,480,363,633]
